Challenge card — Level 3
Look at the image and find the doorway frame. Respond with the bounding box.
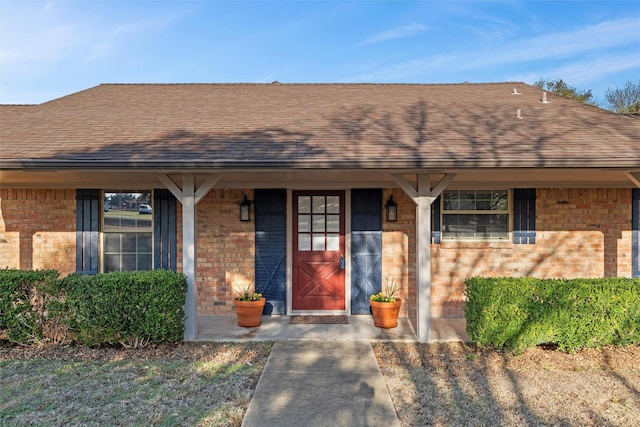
[286,189,352,315]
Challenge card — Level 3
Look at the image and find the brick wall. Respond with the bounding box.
[0,189,76,275]
[2,186,632,320]
[195,189,255,315]
[381,189,415,318]
[381,187,633,318]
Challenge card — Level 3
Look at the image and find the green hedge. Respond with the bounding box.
[465,277,640,353]
[0,269,60,344]
[59,270,187,347]
[1,269,187,347]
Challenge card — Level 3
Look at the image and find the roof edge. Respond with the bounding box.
[2,158,640,170]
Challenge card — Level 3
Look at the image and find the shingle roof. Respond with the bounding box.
[1,82,639,170]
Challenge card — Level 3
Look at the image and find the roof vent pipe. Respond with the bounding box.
[512,88,522,95]
[542,91,550,104]
[516,109,523,119]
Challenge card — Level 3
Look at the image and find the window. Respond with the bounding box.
[442,190,510,239]
[102,190,153,272]
[297,195,341,251]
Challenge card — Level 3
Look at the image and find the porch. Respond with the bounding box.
[195,315,469,342]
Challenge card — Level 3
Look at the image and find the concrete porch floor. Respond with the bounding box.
[195,315,469,342]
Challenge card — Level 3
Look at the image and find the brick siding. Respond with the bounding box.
[0,189,76,275]
[1,187,633,320]
[381,187,633,318]
[194,189,255,315]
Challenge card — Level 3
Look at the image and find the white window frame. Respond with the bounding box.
[441,189,512,241]
[101,189,154,272]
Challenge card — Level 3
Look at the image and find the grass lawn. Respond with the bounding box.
[2,341,638,426]
[374,342,640,427]
[0,342,272,427]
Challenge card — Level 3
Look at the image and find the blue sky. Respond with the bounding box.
[1,0,638,105]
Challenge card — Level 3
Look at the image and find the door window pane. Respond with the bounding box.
[298,196,311,214]
[312,234,325,251]
[312,215,325,232]
[326,196,340,213]
[326,215,339,232]
[312,196,326,213]
[298,215,311,232]
[326,234,339,251]
[298,234,311,251]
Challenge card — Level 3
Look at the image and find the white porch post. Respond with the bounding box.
[181,174,197,340]
[158,173,220,341]
[416,173,432,342]
[393,172,456,343]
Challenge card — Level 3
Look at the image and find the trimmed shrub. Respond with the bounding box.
[0,269,60,344]
[465,277,640,353]
[58,270,187,347]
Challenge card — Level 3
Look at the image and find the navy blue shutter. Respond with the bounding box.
[432,195,441,243]
[351,189,382,314]
[153,189,177,271]
[513,188,536,244]
[633,189,640,278]
[255,189,287,314]
[76,189,99,274]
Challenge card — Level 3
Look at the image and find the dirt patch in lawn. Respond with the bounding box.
[373,342,640,427]
[0,341,272,427]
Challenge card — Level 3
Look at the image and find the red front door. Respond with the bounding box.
[292,191,345,311]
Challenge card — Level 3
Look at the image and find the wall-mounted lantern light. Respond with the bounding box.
[239,195,252,222]
[385,195,398,222]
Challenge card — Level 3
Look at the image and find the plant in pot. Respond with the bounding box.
[369,275,401,328]
[233,281,266,327]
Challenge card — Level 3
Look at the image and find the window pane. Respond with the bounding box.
[137,254,152,271]
[326,234,339,251]
[492,191,509,210]
[326,196,340,214]
[443,191,459,210]
[476,200,491,210]
[459,190,475,210]
[121,233,137,252]
[298,196,311,213]
[443,214,508,238]
[104,191,153,231]
[104,233,121,253]
[104,254,121,272]
[312,234,325,251]
[137,216,152,229]
[326,215,339,232]
[298,234,311,251]
[138,233,152,252]
[298,215,311,232]
[312,196,325,213]
[312,215,325,232]
[121,254,138,271]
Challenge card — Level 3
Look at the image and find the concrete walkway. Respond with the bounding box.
[242,340,401,427]
[196,316,469,427]
[196,315,469,342]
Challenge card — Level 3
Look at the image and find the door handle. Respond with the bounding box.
[340,254,345,270]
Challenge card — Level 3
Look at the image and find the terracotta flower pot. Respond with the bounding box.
[370,299,401,328]
[234,298,266,327]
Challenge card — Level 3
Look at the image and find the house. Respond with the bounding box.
[1,82,639,342]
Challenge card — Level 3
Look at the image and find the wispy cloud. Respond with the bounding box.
[511,51,640,87]
[350,17,640,83]
[0,5,192,66]
[361,23,429,45]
